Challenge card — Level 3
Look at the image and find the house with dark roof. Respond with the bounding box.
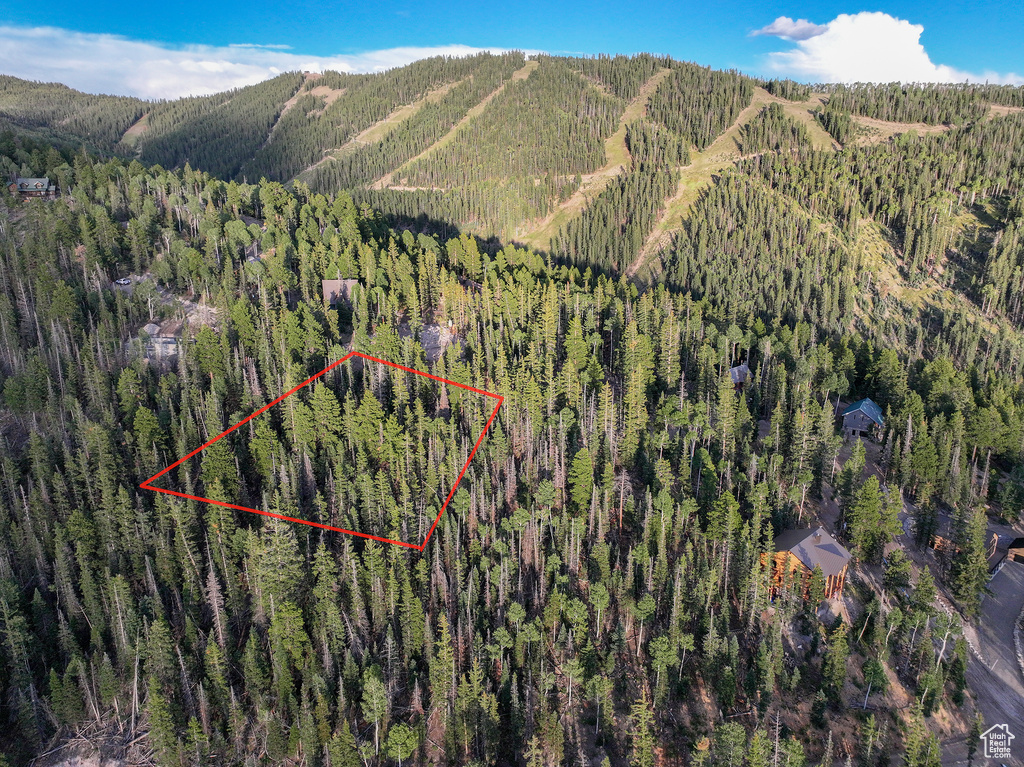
[767,526,852,599]
[8,177,56,200]
[1008,538,1024,564]
[841,398,884,439]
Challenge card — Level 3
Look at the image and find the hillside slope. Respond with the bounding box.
[3,65,1024,767]
[2,130,1023,767]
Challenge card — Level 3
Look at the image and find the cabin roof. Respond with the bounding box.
[774,526,852,579]
[15,177,52,189]
[729,363,750,384]
[841,398,884,427]
[322,278,359,305]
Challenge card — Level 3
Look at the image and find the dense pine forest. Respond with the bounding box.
[0,52,1023,767]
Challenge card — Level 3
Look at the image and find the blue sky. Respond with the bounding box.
[1,1,1022,98]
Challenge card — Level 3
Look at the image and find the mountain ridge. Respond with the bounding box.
[3,53,1024,767]
[4,56,1024,368]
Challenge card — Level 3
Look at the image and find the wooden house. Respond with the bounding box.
[140,321,183,362]
[767,526,852,599]
[841,398,884,439]
[8,177,56,200]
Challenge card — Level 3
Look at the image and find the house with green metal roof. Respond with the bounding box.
[841,398,884,439]
[8,177,56,200]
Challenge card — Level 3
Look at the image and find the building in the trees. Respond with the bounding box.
[322,279,359,308]
[140,320,183,362]
[1008,538,1024,564]
[729,362,751,391]
[8,177,56,200]
[768,526,852,599]
[841,398,884,439]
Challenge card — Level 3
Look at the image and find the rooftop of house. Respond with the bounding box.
[140,320,184,339]
[842,397,884,427]
[322,278,359,305]
[729,363,750,384]
[774,526,852,579]
[14,178,53,190]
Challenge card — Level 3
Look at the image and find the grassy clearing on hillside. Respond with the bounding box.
[779,94,840,150]
[629,88,839,277]
[300,80,462,175]
[849,217,1010,349]
[629,89,769,274]
[988,103,1024,119]
[518,67,673,248]
[119,113,149,145]
[374,59,539,190]
[848,114,952,145]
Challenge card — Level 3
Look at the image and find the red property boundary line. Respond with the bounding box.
[140,351,503,551]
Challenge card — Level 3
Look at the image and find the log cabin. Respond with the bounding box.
[768,526,852,600]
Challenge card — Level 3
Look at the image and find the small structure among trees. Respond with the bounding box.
[139,320,183,362]
[729,362,750,391]
[321,279,359,308]
[769,526,852,600]
[8,177,56,200]
[841,397,884,439]
[1008,538,1024,564]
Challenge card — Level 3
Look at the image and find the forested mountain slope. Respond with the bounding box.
[1,57,1024,767]
[0,75,145,152]
[0,118,1023,766]
[0,54,756,241]
[7,55,1023,278]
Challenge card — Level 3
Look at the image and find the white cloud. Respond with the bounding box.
[0,25,521,99]
[751,17,827,42]
[227,43,294,50]
[759,11,1024,84]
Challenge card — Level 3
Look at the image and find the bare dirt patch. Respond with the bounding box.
[276,83,346,121]
[277,72,321,117]
[849,115,951,145]
[264,75,348,149]
[305,84,347,115]
[386,184,447,192]
[987,103,1024,120]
